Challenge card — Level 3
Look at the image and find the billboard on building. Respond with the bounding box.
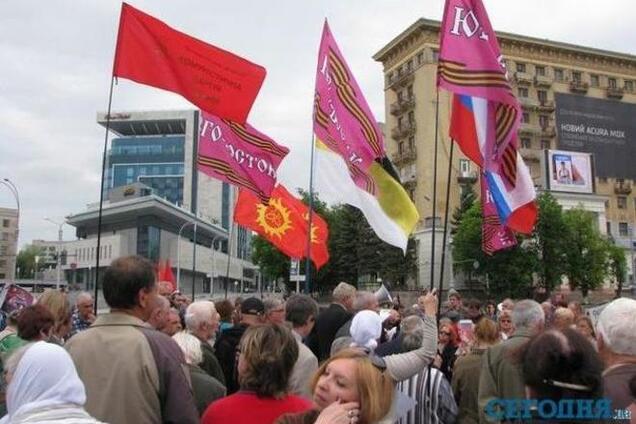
[555,93,635,179]
[545,150,594,194]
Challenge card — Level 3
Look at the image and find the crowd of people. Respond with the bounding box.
[0,255,634,423]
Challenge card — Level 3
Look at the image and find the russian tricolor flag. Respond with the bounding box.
[451,94,537,234]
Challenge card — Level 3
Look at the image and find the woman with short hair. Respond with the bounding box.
[37,290,72,343]
[202,324,312,424]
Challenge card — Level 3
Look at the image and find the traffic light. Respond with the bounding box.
[60,251,67,266]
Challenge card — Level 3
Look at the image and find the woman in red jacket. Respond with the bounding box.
[202,324,312,424]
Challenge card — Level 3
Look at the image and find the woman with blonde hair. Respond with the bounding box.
[37,290,72,343]
[202,324,312,424]
[497,310,514,340]
[278,291,439,424]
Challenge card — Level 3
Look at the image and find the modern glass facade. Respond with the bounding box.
[137,225,161,262]
[106,136,185,205]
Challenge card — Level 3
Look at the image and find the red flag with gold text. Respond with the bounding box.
[113,3,266,123]
[234,185,329,269]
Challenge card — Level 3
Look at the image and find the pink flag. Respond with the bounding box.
[197,111,289,202]
[313,20,385,194]
[481,173,517,255]
[438,0,522,180]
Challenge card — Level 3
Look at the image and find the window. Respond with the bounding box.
[541,139,550,149]
[398,141,404,154]
[406,60,413,72]
[535,66,545,76]
[521,138,531,149]
[606,221,612,235]
[397,117,403,129]
[619,222,629,237]
[522,112,530,123]
[1,233,8,241]
[0,260,6,268]
[572,71,581,82]
[590,75,599,87]
[2,219,8,228]
[516,63,526,72]
[626,80,634,92]
[397,90,404,102]
[387,71,394,84]
[618,196,627,209]
[407,85,413,99]
[518,87,528,98]
[537,90,547,103]
[408,136,415,149]
[0,246,6,256]
[417,51,424,65]
[608,77,617,88]
[554,69,564,81]
[432,50,439,62]
[460,159,470,173]
[539,115,549,128]
[408,188,415,201]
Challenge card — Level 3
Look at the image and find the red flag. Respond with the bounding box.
[113,3,266,123]
[234,185,329,269]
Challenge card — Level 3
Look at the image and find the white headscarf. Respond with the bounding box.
[349,310,382,351]
[1,341,86,423]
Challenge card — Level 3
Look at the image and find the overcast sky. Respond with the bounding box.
[1,0,634,249]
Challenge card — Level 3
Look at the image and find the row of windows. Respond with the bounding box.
[517,87,550,103]
[386,49,437,84]
[512,61,634,91]
[397,136,416,154]
[520,111,552,128]
[520,138,551,150]
[75,245,112,263]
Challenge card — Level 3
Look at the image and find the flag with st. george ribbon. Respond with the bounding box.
[313,20,419,252]
[112,3,266,123]
[197,110,289,203]
[438,0,522,186]
[481,173,517,255]
[233,185,329,269]
[450,94,536,235]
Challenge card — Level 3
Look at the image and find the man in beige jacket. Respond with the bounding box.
[66,256,198,424]
[285,294,319,399]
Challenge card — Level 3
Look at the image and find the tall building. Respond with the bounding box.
[374,18,636,287]
[0,208,18,280]
[97,110,250,260]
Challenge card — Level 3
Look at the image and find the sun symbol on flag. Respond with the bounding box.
[256,199,292,239]
[302,212,319,244]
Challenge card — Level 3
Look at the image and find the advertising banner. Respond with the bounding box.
[546,150,594,194]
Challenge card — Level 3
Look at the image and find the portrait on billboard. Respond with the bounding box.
[547,150,594,193]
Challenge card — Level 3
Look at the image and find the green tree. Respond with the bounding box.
[251,235,289,284]
[562,208,610,298]
[452,201,537,298]
[16,245,44,278]
[533,192,567,291]
[607,242,627,298]
[451,187,476,235]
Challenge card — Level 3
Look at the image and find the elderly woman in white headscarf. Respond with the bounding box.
[0,341,103,424]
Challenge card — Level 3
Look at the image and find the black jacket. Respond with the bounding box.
[213,323,248,394]
[314,303,352,361]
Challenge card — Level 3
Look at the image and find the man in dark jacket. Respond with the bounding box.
[309,282,356,361]
[214,297,264,393]
[184,301,225,385]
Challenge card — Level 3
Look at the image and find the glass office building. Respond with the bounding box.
[106,136,185,205]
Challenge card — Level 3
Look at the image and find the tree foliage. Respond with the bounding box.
[533,192,567,291]
[248,190,417,294]
[16,245,44,279]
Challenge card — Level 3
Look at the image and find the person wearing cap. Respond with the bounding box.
[214,297,265,394]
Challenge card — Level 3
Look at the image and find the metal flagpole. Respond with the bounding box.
[224,192,238,299]
[94,76,116,312]
[429,90,441,291]
[191,223,197,302]
[304,133,317,294]
[438,139,455,312]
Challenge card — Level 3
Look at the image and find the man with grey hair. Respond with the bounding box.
[596,297,636,410]
[70,292,95,337]
[285,294,319,399]
[184,301,225,386]
[333,291,379,340]
[387,315,459,424]
[478,299,545,421]
[146,295,170,331]
[310,282,356,360]
[263,297,286,325]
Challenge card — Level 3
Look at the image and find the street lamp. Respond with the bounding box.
[1,178,20,280]
[44,218,65,289]
[176,220,196,292]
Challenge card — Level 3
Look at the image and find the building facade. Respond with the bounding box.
[374,19,636,287]
[0,208,18,280]
[97,110,250,261]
